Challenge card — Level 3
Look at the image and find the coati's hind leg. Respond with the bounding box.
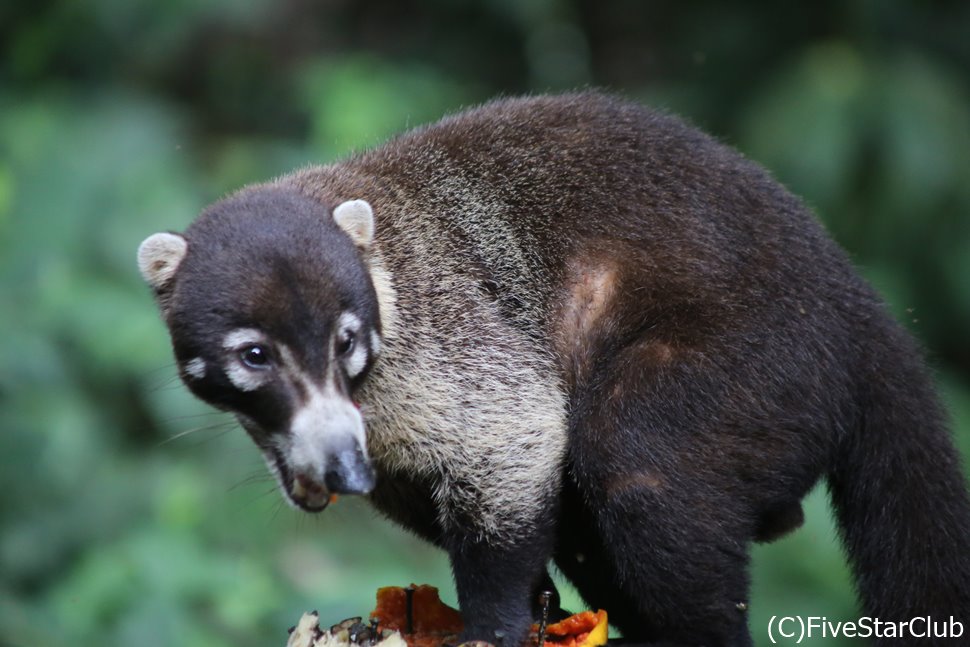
[554,471,753,646]
[560,358,758,646]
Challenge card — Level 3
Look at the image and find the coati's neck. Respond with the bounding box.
[366,248,400,345]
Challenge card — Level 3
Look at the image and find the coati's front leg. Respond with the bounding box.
[447,495,560,646]
[370,466,562,644]
[363,322,568,644]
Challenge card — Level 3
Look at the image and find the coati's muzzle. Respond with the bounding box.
[287,436,375,511]
[265,393,376,512]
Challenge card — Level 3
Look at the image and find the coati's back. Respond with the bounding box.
[141,93,970,646]
[288,93,866,398]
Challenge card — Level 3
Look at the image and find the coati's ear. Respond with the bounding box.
[333,199,374,249]
[138,232,188,291]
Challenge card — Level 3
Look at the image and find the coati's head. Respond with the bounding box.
[138,187,381,512]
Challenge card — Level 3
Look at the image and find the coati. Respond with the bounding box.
[138,93,970,646]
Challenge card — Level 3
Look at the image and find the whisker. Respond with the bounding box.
[252,483,284,504]
[139,362,178,380]
[228,472,276,492]
[140,364,184,393]
[152,379,188,393]
[156,421,236,447]
[181,426,238,449]
[267,499,286,525]
[161,411,231,424]
[223,483,282,517]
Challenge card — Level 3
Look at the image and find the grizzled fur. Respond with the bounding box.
[140,93,970,646]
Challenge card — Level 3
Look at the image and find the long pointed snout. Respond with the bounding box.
[323,435,376,495]
[287,431,375,511]
[282,387,375,511]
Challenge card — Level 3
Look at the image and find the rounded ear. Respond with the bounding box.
[333,199,374,248]
[138,232,188,290]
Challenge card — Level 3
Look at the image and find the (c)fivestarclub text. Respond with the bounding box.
[767,616,965,643]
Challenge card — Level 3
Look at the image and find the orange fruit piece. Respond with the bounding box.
[535,609,608,647]
[371,584,464,636]
[370,585,607,647]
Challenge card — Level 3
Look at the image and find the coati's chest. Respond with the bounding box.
[351,249,569,539]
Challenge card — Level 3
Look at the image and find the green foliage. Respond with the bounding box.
[739,43,970,344]
[300,57,475,158]
[1,2,968,646]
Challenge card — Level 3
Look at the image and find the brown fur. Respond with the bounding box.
[142,92,970,647]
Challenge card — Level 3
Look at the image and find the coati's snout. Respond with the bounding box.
[270,383,376,511]
[137,188,383,513]
[250,403,376,512]
[239,398,375,511]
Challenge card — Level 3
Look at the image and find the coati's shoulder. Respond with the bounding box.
[275,94,841,395]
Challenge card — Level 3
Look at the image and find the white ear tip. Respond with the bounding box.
[138,232,187,289]
[333,199,375,247]
[334,199,373,218]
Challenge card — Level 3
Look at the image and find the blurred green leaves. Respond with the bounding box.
[738,41,970,364]
[301,57,473,157]
[740,42,867,216]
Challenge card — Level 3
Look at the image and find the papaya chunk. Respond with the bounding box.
[371,584,463,638]
[370,585,607,647]
[535,609,608,647]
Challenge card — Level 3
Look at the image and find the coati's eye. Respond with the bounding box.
[240,344,272,369]
[336,330,356,356]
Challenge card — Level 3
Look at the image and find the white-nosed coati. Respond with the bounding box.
[138,93,970,646]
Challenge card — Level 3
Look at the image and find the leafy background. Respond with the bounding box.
[2,1,969,646]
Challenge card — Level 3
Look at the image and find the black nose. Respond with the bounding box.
[324,440,376,495]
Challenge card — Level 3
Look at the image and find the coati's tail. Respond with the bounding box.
[828,320,970,636]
